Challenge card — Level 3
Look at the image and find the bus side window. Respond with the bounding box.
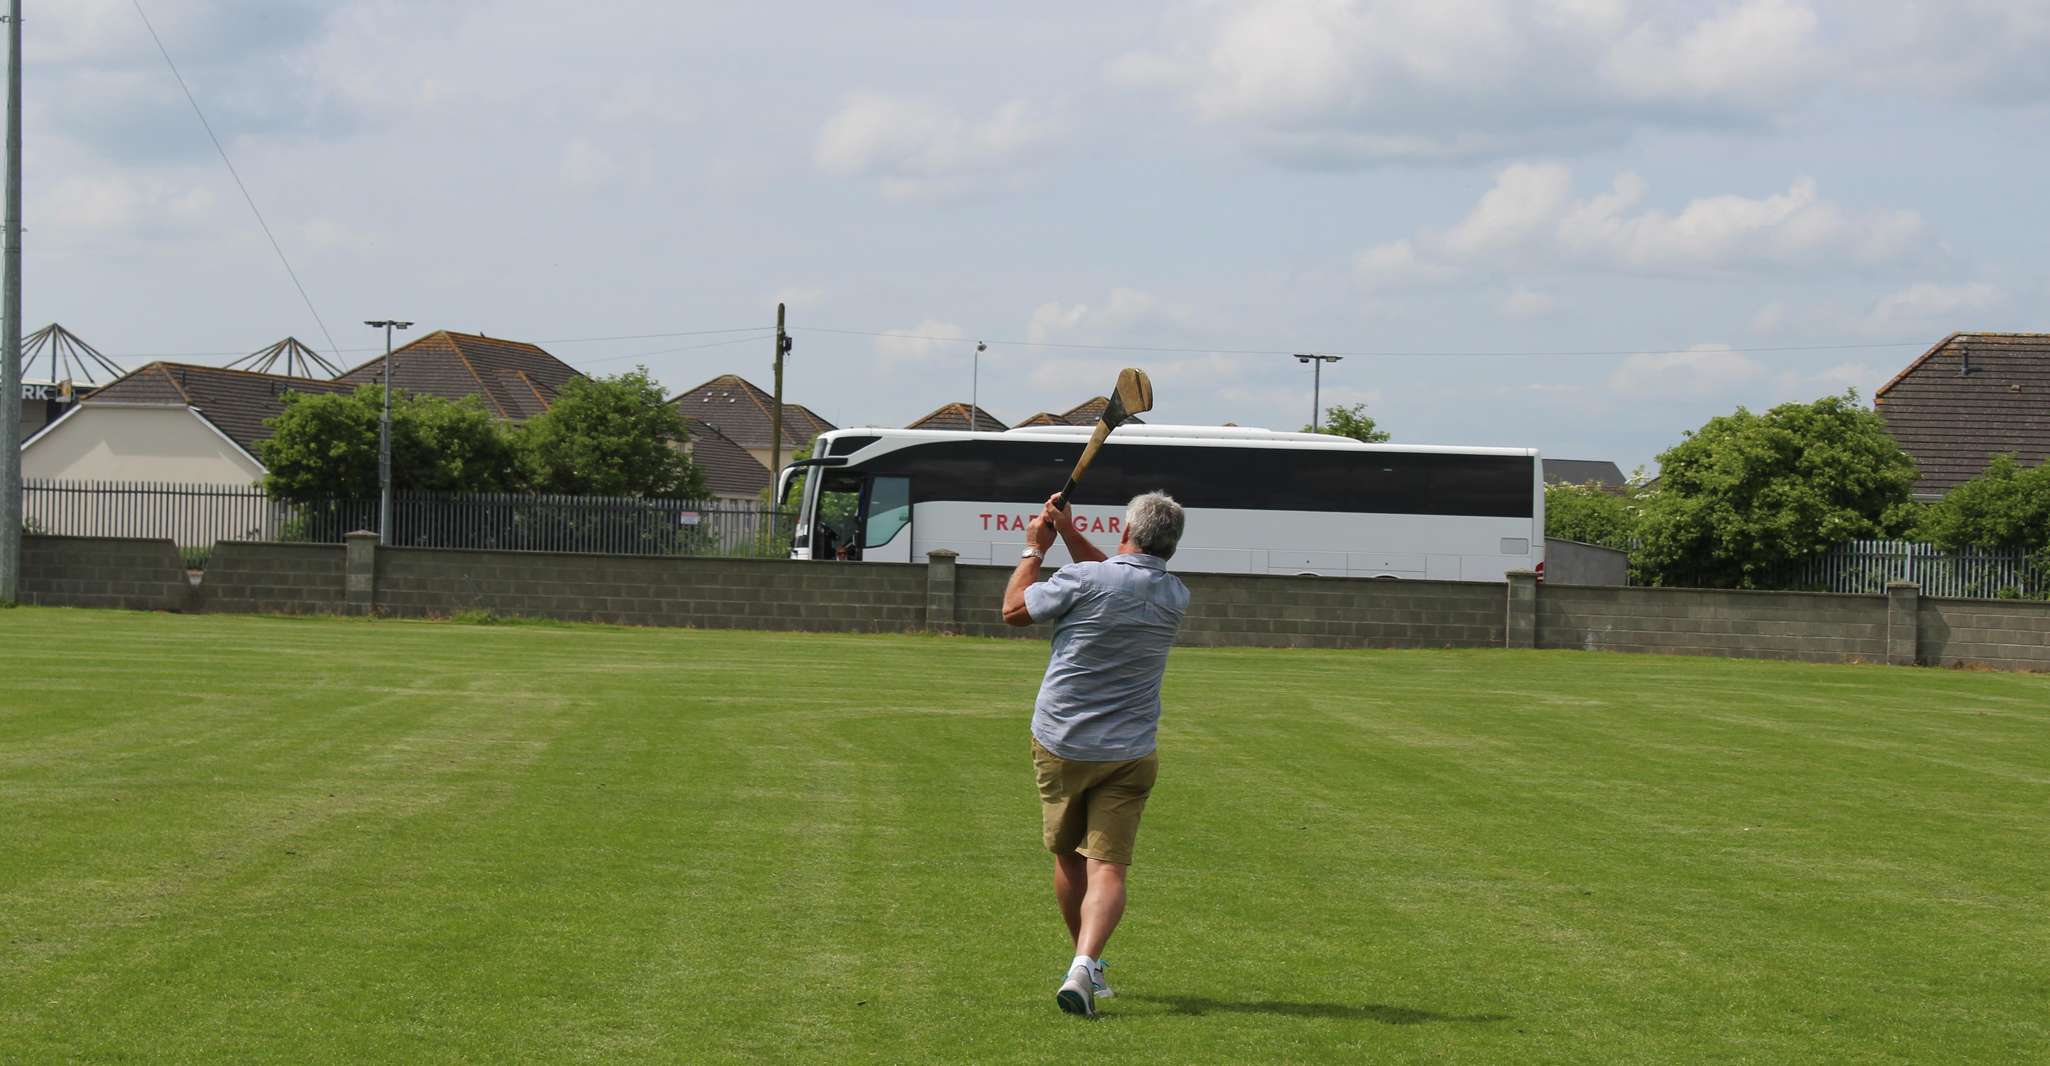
[864,477,911,548]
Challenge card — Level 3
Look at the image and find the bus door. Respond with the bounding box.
[806,472,912,563]
[860,476,912,563]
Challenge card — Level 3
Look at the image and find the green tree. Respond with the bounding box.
[1545,482,1641,547]
[261,385,524,503]
[1916,455,2050,554]
[1634,392,1919,588]
[1302,402,1390,442]
[521,368,706,498]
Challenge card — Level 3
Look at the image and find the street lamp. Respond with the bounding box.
[973,341,987,431]
[1295,353,1342,432]
[365,320,413,545]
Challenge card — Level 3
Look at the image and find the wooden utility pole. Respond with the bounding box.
[769,302,788,482]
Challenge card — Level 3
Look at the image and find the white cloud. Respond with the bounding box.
[874,320,968,366]
[1608,344,1882,404]
[42,172,216,234]
[1026,289,1167,345]
[814,94,1059,200]
[1357,164,1923,289]
[297,217,376,254]
[1112,1,2050,168]
[1499,286,1556,318]
[1771,360,1882,402]
[1113,0,1827,166]
[594,74,692,126]
[1599,0,1820,106]
[1561,174,1922,271]
[1353,239,1452,288]
[1865,282,2004,329]
[560,137,620,187]
[1608,344,1761,398]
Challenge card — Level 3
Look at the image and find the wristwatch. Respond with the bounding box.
[1021,546,1046,560]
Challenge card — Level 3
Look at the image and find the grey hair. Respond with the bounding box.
[1124,491,1185,559]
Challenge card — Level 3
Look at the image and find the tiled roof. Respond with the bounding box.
[83,362,355,455]
[336,330,580,420]
[1016,411,1070,427]
[906,402,1008,432]
[1874,332,2050,497]
[1061,396,1144,426]
[669,374,836,450]
[1543,459,1626,490]
[682,418,772,500]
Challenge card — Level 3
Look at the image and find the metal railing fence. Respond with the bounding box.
[1776,539,2046,599]
[21,479,793,567]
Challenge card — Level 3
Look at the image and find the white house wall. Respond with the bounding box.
[22,405,266,484]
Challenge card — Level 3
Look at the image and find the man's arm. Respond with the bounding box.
[1001,507,1061,626]
[1046,494,1108,564]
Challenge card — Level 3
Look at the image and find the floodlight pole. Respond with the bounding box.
[0,0,23,605]
[1295,353,1342,432]
[973,341,986,431]
[366,319,412,545]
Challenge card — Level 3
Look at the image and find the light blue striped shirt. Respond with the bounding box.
[1023,553,1190,761]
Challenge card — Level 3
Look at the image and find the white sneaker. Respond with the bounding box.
[1090,959,1114,999]
[1056,962,1096,1017]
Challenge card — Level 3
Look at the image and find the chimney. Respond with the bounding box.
[1958,334,1973,376]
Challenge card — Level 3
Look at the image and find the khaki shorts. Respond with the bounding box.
[1031,736,1159,865]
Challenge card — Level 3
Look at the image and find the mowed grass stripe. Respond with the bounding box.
[1,607,2046,1064]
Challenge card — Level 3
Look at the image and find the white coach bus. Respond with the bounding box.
[775,424,1544,581]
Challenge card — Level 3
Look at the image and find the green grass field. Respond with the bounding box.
[3,608,2047,1064]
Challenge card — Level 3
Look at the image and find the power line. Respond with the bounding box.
[799,325,1931,360]
[575,330,774,367]
[539,326,774,345]
[101,325,776,361]
[131,0,341,360]
[93,319,1936,366]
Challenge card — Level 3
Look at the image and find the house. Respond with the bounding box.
[1875,332,2050,499]
[336,330,580,419]
[1542,459,1627,492]
[21,362,352,483]
[668,374,835,470]
[1058,396,1144,427]
[906,402,1007,432]
[21,330,583,484]
[682,417,776,504]
[931,397,1147,431]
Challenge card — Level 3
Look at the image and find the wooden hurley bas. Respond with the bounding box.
[1054,367,1154,508]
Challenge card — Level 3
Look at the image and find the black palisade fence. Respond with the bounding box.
[21,480,793,568]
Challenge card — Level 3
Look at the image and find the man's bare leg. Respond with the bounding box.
[1075,858,1128,959]
[1054,851,1086,945]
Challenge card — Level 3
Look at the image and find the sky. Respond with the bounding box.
[22,0,2050,472]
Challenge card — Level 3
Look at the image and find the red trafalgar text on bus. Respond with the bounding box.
[981,513,1123,534]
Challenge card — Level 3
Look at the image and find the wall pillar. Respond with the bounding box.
[345,530,379,616]
[1505,570,1538,649]
[1886,580,1919,666]
[925,549,959,633]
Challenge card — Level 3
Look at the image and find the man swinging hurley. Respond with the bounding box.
[1002,490,1189,1018]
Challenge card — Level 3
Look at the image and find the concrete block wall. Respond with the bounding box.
[950,564,1508,650]
[16,534,2050,672]
[18,535,191,612]
[372,547,931,632]
[1918,597,2050,672]
[196,542,347,615]
[1537,584,1890,664]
